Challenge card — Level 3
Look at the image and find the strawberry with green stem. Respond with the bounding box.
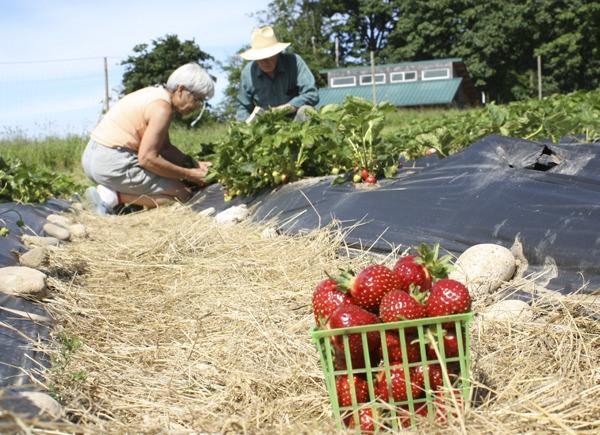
[426,327,464,360]
[379,289,427,328]
[393,243,454,293]
[312,278,355,328]
[329,264,402,313]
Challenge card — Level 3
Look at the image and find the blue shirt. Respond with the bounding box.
[235,53,319,121]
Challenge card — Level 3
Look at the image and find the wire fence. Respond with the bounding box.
[0,57,125,140]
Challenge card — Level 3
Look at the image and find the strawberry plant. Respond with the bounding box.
[205,96,404,198]
[0,209,24,236]
[0,156,81,204]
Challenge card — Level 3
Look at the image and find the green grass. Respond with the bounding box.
[0,122,230,185]
[0,134,89,184]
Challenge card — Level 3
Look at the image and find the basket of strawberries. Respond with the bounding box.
[310,244,473,433]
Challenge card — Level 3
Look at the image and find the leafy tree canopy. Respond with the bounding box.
[221,0,599,108]
[120,34,214,96]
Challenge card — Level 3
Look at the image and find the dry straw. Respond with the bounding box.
[2,204,599,434]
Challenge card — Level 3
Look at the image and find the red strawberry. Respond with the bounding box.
[312,278,355,327]
[378,331,420,365]
[331,264,402,313]
[375,367,423,403]
[432,389,464,425]
[426,328,463,360]
[333,347,380,371]
[393,254,432,293]
[425,279,472,318]
[346,407,377,433]
[336,374,370,408]
[379,289,426,326]
[327,304,382,369]
[393,243,453,293]
[398,403,429,427]
[411,363,445,392]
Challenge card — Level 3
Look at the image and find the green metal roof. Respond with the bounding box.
[319,58,463,74]
[316,78,463,108]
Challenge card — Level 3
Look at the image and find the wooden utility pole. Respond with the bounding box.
[103,57,110,113]
[537,55,542,100]
[370,51,377,105]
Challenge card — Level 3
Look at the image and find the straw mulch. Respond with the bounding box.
[4,204,600,434]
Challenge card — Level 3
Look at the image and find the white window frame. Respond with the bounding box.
[422,68,450,80]
[359,73,386,86]
[330,76,357,87]
[390,71,418,83]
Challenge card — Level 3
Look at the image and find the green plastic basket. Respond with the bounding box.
[311,311,473,432]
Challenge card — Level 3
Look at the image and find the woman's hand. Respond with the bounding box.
[185,161,212,185]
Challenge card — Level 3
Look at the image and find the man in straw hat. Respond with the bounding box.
[236,26,319,123]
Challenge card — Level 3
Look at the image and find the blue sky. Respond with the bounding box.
[0,0,271,138]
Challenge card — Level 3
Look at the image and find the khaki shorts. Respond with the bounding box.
[81,139,180,195]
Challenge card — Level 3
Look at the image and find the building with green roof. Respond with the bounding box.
[317,58,479,109]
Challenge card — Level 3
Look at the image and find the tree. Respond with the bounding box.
[387,0,600,102]
[532,0,600,95]
[258,0,338,83]
[120,34,214,96]
[119,34,216,124]
[218,51,247,119]
[319,0,400,65]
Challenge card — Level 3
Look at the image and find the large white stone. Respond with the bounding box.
[69,223,88,238]
[215,204,249,224]
[0,266,47,299]
[43,223,71,241]
[482,299,534,322]
[22,235,60,248]
[449,243,516,300]
[19,247,49,269]
[46,213,72,227]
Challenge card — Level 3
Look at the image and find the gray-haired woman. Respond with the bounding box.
[82,62,215,215]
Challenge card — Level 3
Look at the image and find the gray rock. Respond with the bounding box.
[0,389,62,420]
[0,266,47,299]
[19,247,49,269]
[216,204,249,224]
[482,299,534,322]
[22,235,60,248]
[449,243,516,300]
[71,202,85,212]
[42,223,71,241]
[46,213,72,227]
[69,223,88,238]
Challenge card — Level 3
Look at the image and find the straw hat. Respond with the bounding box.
[240,26,291,61]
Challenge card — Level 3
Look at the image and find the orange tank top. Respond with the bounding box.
[91,87,171,151]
